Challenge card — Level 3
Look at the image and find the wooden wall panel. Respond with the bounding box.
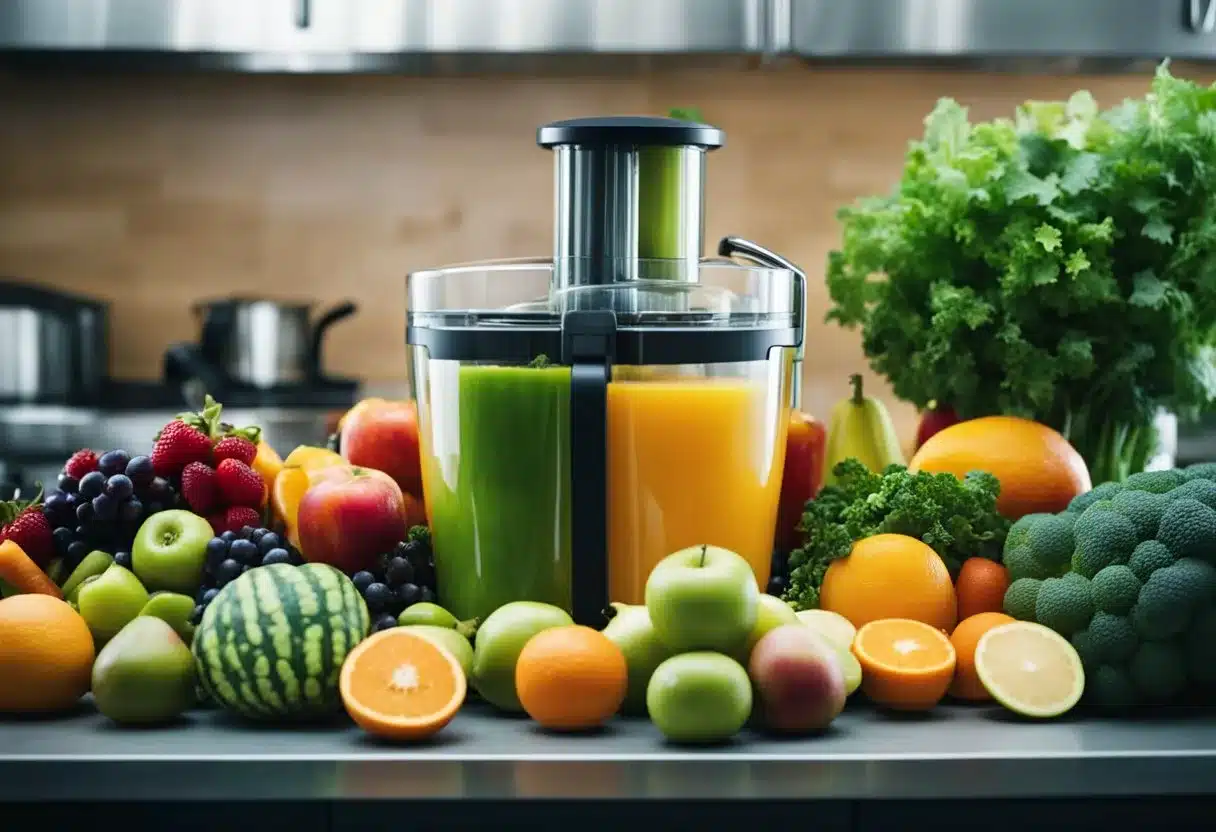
[0,65,1200,440]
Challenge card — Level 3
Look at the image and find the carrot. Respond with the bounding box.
[0,540,63,599]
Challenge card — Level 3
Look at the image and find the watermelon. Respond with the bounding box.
[193,562,370,721]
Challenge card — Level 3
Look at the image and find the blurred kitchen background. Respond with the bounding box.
[1,0,1215,490]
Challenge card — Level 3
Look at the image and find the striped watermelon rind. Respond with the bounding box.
[192,562,370,721]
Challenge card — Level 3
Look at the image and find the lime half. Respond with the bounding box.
[975,621,1085,718]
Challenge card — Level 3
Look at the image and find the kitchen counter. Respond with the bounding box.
[2,701,1214,803]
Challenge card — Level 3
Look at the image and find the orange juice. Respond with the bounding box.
[606,377,789,603]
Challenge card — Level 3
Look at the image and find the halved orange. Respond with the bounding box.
[340,628,466,741]
[852,618,957,711]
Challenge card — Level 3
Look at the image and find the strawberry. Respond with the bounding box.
[215,458,265,508]
[64,449,99,480]
[215,505,261,535]
[213,436,258,467]
[151,420,214,478]
[0,495,54,568]
[180,461,219,514]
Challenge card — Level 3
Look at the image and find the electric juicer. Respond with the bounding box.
[406,116,806,627]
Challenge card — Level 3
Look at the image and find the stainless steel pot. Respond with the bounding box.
[194,297,357,389]
[0,280,108,404]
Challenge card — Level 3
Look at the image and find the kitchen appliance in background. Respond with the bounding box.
[163,296,360,415]
[0,279,109,406]
[407,116,806,627]
[0,296,362,491]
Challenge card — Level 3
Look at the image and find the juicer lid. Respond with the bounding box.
[406,252,804,366]
[538,116,725,149]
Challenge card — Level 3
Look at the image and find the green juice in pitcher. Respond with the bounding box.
[419,363,572,622]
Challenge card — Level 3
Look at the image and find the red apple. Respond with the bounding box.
[296,465,408,575]
[339,398,423,499]
[915,403,961,452]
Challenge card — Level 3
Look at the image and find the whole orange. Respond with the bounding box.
[0,594,95,713]
[908,416,1090,520]
[515,625,627,731]
[820,534,957,633]
[955,557,1011,621]
[948,611,1015,701]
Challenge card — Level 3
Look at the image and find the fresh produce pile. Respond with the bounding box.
[824,62,1216,483]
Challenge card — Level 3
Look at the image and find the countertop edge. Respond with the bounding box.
[2,754,1214,801]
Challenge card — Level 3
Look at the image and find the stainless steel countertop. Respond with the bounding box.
[2,701,1214,801]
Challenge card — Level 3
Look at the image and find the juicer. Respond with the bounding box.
[407,116,806,627]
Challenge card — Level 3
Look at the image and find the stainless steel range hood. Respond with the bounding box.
[1,0,1215,72]
[789,0,1216,69]
[0,0,776,72]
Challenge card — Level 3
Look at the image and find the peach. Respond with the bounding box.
[296,465,408,575]
[339,399,423,499]
[748,624,846,736]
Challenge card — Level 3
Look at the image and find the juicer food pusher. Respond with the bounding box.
[407,116,807,626]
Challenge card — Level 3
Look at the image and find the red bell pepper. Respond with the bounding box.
[775,411,827,553]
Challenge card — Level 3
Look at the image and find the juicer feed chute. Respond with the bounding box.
[406,116,807,628]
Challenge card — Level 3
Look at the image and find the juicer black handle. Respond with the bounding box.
[308,300,357,382]
[561,309,617,629]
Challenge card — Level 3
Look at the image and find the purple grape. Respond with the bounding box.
[98,450,131,478]
[78,471,105,500]
[92,493,117,520]
[105,474,134,500]
[125,455,154,487]
[119,499,142,525]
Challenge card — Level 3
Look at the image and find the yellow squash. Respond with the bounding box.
[823,374,905,484]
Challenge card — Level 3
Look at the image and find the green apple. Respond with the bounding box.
[602,602,676,715]
[139,591,197,642]
[735,594,800,664]
[471,601,573,712]
[646,652,752,744]
[644,544,759,652]
[131,509,213,594]
[76,564,150,644]
[92,616,196,725]
[61,550,114,600]
[797,609,857,653]
[399,625,474,678]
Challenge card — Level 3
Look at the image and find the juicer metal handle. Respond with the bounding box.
[717,236,806,408]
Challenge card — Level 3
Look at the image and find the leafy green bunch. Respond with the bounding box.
[783,458,1008,610]
[826,63,1216,482]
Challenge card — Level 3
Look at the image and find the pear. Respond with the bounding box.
[602,602,676,715]
[91,616,196,725]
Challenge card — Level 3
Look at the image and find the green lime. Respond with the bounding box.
[471,601,573,712]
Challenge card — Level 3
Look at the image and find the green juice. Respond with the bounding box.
[421,364,572,622]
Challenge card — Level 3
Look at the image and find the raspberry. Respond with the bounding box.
[64,449,99,480]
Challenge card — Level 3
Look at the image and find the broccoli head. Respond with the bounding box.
[992,468,1216,708]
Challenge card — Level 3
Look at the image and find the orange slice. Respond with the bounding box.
[250,441,284,500]
[340,629,466,741]
[852,618,956,711]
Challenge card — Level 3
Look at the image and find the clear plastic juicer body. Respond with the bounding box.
[407,261,798,623]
